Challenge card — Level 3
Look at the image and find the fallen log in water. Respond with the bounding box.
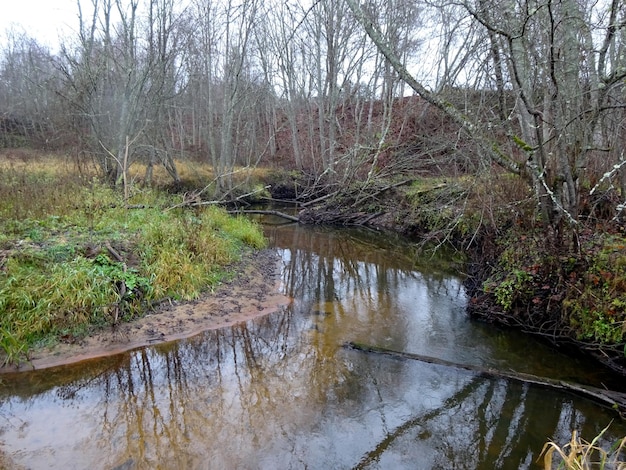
[297,208,386,225]
[344,341,626,419]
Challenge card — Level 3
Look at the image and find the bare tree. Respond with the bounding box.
[346,0,626,241]
[257,1,309,169]
[56,0,184,186]
[141,0,186,185]
[186,0,264,195]
[0,30,61,148]
[469,0,626,233]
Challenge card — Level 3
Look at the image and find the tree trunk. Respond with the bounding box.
[345,342,626,419]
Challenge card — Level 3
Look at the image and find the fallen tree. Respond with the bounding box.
[344,341,626,419]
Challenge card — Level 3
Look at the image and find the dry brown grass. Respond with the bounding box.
[540,424,626,470]
[0,150,268,365]
[129,159,274,190]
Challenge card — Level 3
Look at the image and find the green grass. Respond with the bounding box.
[482,228,626,349]
[540,424,625,469]
[0,155,267,366]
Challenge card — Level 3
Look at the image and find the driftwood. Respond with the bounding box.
[344,342,626,419]
[258,196,300,205]
[229,208,384,225]
[167,185,272,210]
[104,241,125,263]
[298,208,385,226]
[300,191,339,208]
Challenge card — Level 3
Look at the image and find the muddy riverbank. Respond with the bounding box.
[0,249,291,373]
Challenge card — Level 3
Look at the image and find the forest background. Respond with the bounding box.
[1,0,626,374]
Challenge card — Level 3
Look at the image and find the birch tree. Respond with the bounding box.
[346,0,626,240]
[468,0,626,233]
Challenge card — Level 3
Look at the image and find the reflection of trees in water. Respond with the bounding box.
[352,375,485,469]
[350,361,623,470]
[85,306,359,468]
[270,223,468,358]
[270,223,464,305]
[3,225,625,468]
[273,225,420,299]
[99,349,197,467]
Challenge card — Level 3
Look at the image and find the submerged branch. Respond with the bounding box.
[344,342,626,419]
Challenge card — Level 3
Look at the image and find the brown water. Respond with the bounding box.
[1,222,625,469]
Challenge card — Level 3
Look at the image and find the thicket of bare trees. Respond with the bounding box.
[0,0,425,195]
[347,0,626,239]
[0,0,625,227]
[0,31,61,148]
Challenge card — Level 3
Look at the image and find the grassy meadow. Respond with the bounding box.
[0,152,267,366]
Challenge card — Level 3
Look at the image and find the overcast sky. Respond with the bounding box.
[0,0,79,49]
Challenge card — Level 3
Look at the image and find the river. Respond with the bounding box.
[1,221,624,469]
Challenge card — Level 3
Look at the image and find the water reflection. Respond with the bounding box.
[347,353,617,469]
[269,224,618,383]
[1,224,625,469]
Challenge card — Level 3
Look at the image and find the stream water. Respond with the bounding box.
[1,221,625,469]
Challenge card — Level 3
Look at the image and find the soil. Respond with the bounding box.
[0,249,291,373]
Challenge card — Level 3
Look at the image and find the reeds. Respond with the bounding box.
[540,423,626,470]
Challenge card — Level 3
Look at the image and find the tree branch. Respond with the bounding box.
[345,342,626,419]
[344,0,522,176]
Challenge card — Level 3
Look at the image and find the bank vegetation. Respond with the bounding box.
[1,0,625,376]
[0,155,267,365]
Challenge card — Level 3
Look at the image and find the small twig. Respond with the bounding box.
[352,178,415,208]
[232,185,271,202]
[357,212,384,225]
[591,151,626,196]
[300,191,339,208]
[104,241,124,264]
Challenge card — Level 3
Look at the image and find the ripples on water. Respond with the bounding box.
[1,223,624,469]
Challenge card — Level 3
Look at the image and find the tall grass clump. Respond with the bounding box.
[0,153,267,365]
[540,424,626,469]
[202,206,267,249]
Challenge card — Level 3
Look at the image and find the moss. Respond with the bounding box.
[562,234,626,344]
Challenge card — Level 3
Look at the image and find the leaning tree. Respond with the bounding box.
[346,0,626,244]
